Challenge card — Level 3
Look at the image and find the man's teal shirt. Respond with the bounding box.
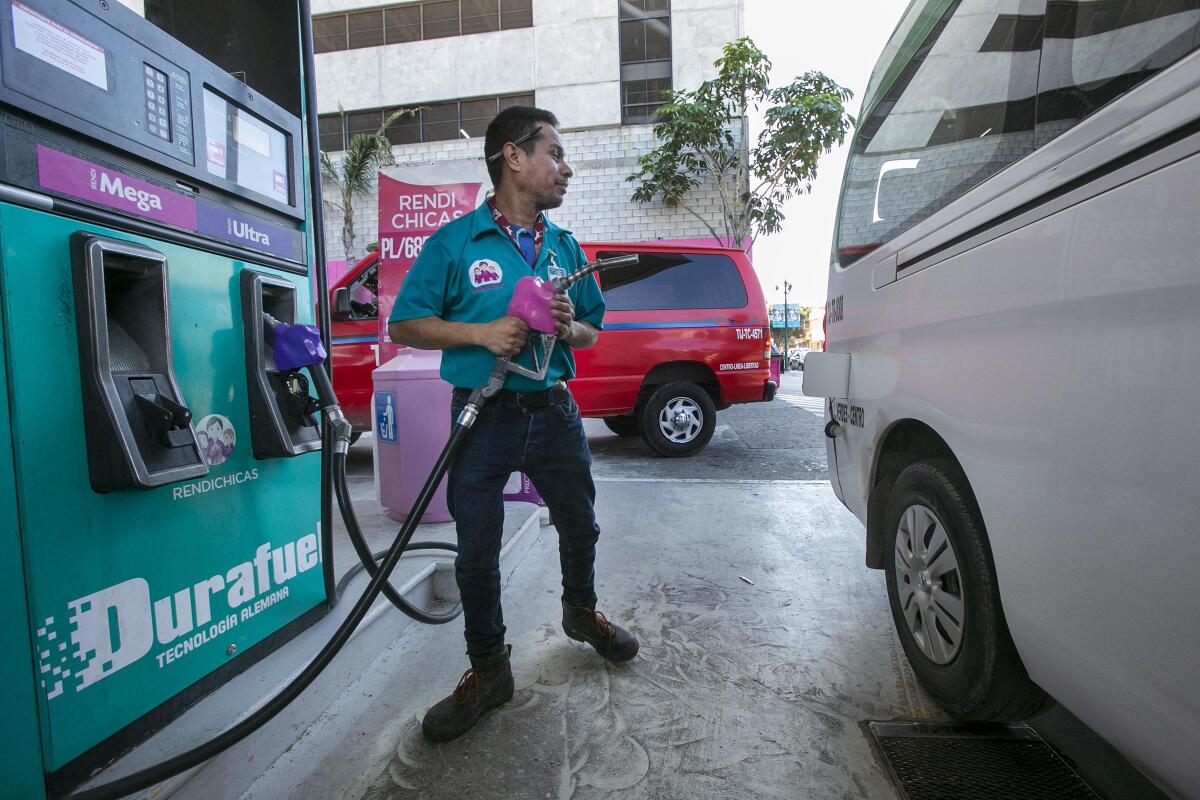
[388,202,606,391]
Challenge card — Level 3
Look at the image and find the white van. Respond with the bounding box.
[804,1,1200,796]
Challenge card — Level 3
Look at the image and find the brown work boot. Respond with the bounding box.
[562,601,639,662]
[421,645,514,743]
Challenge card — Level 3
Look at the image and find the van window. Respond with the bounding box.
[347,263,378,320]
[596,252,748,310]
[1035,0,1200,146]
[834,0,1046,267]
[835,0,1200,269]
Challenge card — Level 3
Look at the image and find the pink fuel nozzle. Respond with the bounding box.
[506,254,639,333]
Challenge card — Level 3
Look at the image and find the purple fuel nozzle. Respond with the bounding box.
[263,314,328,370]
[505,254,641,332]
[507,276,558,333]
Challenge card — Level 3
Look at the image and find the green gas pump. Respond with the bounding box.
[0,1,332,796]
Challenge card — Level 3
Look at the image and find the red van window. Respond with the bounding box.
[346,262,379,319]
[596,251,748,310]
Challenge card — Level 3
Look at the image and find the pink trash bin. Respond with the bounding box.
[373,348,453,523]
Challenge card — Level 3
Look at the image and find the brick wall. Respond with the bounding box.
[320,124,743,263]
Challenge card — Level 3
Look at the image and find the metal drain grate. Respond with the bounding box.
[868,722,1101,800]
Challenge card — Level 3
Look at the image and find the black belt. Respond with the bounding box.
[455,382,570,409]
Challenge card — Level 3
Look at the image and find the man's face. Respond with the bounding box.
[512,125,573,211]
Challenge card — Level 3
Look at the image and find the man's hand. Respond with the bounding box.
[550,291,575,339]
[476,316,529,356]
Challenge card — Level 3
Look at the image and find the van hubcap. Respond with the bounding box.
[894,504,965,664]
[657,397,703,444]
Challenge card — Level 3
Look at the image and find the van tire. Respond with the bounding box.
[639,381,716,457]
[603,416,641,437]
[883,459,1051,722]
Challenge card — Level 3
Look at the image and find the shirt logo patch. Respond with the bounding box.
[469,259,503,288]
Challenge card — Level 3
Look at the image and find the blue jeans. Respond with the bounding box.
[447,389,600,657]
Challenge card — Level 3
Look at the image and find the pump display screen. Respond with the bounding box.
[202,87,289,204]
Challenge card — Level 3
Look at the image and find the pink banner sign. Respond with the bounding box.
[376,171,484,362]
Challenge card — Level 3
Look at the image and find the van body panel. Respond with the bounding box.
[578,242,770,415]
[826,5,1200,795]
[828,90,1200,800]
[836,149,1200,797]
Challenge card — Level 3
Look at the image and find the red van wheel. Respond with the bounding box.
[639,381,716,457]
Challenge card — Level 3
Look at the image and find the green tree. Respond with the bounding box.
[629,38,853,249]
[320,108,415,262]
[798,304,814,339]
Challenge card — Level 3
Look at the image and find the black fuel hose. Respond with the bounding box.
[66,408,477,800]
[260,312,460,622]
[333,543,462,601]
[332,450,461,624]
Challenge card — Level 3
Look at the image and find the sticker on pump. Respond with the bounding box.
[206,139,226,170]
[12,1,109,91]
[375,393,397,444]
[196,414,236,466]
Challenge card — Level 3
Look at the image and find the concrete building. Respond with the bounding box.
[312,0,747,268]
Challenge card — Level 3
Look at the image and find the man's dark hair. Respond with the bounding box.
[484,106,559,187]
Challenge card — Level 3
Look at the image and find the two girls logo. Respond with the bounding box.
[469,259,503,289]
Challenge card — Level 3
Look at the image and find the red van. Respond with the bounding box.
[328,242,775,456]
[328,252,381,433]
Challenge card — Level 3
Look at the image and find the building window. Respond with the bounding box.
[460,96,499,137]
[619,0,672,124]
[385,6,422,43]
[313,15,348,53]
[422,100,460,141]
[501,0,532,29]
[385,109,421,145]
[461,0,500,35]
[318,114,345,152]
[318,92,535,152]
[422,1,460,39]
[314,0,533,54]
[347,9,386,49]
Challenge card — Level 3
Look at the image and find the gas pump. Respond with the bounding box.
[0,1,331,796]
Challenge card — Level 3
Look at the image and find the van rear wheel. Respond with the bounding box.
[603,416,640,437]
[639,381,716,457]
[883,459,1050,721]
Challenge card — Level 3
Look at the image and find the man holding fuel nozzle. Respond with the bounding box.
[387,106,639,743]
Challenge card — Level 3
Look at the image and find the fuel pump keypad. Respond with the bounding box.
[144,64,171,142]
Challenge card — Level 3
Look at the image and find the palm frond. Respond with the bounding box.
[327,107,420,194]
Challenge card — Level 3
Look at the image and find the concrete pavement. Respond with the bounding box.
[242,479,937,800]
